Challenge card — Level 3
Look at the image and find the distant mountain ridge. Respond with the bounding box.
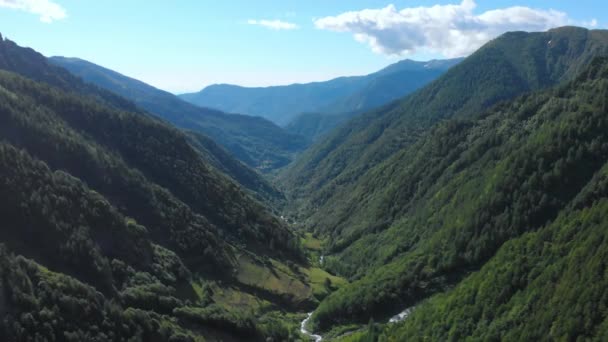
[49,56,309,172]
[179,58,463,126]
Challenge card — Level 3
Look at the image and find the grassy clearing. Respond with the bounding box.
[303,266,348,300]
[158,317,207,342]
[331,329,368,341]
[302,232,323,251]
[235,254,313,303]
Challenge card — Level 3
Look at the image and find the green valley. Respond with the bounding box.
[3,4,608,340]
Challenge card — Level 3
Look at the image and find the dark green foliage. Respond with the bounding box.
[0,143,154,293]
[0,69,301,265]
[49,56,309,171]
[185,131,285,207]
[174,305,256,337]
[0,36,138,113]
[309,56,608,330]
[365,318,378,342]
[0,248,191,342]
[255,311,293,341]
[180,59,461,127]
[382,198,608,341]
[0,34,307,341]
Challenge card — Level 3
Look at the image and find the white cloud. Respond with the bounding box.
[248,19,299,30]
[0,0,66,23]
[582,18,598,28]
[314,0,590,57]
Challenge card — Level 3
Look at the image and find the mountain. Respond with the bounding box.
[185,131,284,205]
[0,34,321,341]
[276,27,608,330]
[285,111,357,142]
[48,56,309,172]
[179,58,462,127]
[325,59,463,115]
[280,27,608,224]
[357,57,608,342]
[6,38,284,204]
[5,23,608,341]
[284,62,459,142]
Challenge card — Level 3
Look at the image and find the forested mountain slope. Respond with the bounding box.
[0,36,293,208]
[384,195,608,341]
[185,131,284,206]
[48,56,308,172]
[180,59,461,126]
[309,56,608,333]
[285,65,460,142]
[285,111,359,142]
[280,27,608,227]
[0,34,314,341]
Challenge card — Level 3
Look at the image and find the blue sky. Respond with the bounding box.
[0,0,606,93]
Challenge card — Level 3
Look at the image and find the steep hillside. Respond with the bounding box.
[0,70,297,261]
[185,131,284,206]
[285,63,450,142]
[384,198,608,341]
[179,58,461,126]
[285,111,358,141]
[280,27,608,225]
[48,56,308,172]
[285,63,458,142]
[309,56,608,331]
[379,62,608,342]
[0,35,318,341]
[325,66,454,115]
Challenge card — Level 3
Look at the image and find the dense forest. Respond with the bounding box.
[334,58,608,341]
[310,56,608,334]
[279,27,608,219]
[0,34,327,341]
[49,57,309,172]
[279,27,608,340]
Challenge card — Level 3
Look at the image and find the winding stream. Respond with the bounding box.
[300,253,414,340]
[299,306,415,341]
[300,312,323,342]
[388,306,414,323]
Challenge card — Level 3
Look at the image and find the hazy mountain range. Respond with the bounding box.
[179,58,462,127]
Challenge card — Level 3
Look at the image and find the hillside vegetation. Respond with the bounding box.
[49,57,309,172]
[280,27,608,222]
[349,61,608,341]
[0,35,316,341]
[310,53,608,333]
[4,25,608,341]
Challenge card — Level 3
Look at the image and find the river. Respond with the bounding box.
[300,312,323,342]
[299,306,415,341]
[388,306,414,323]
